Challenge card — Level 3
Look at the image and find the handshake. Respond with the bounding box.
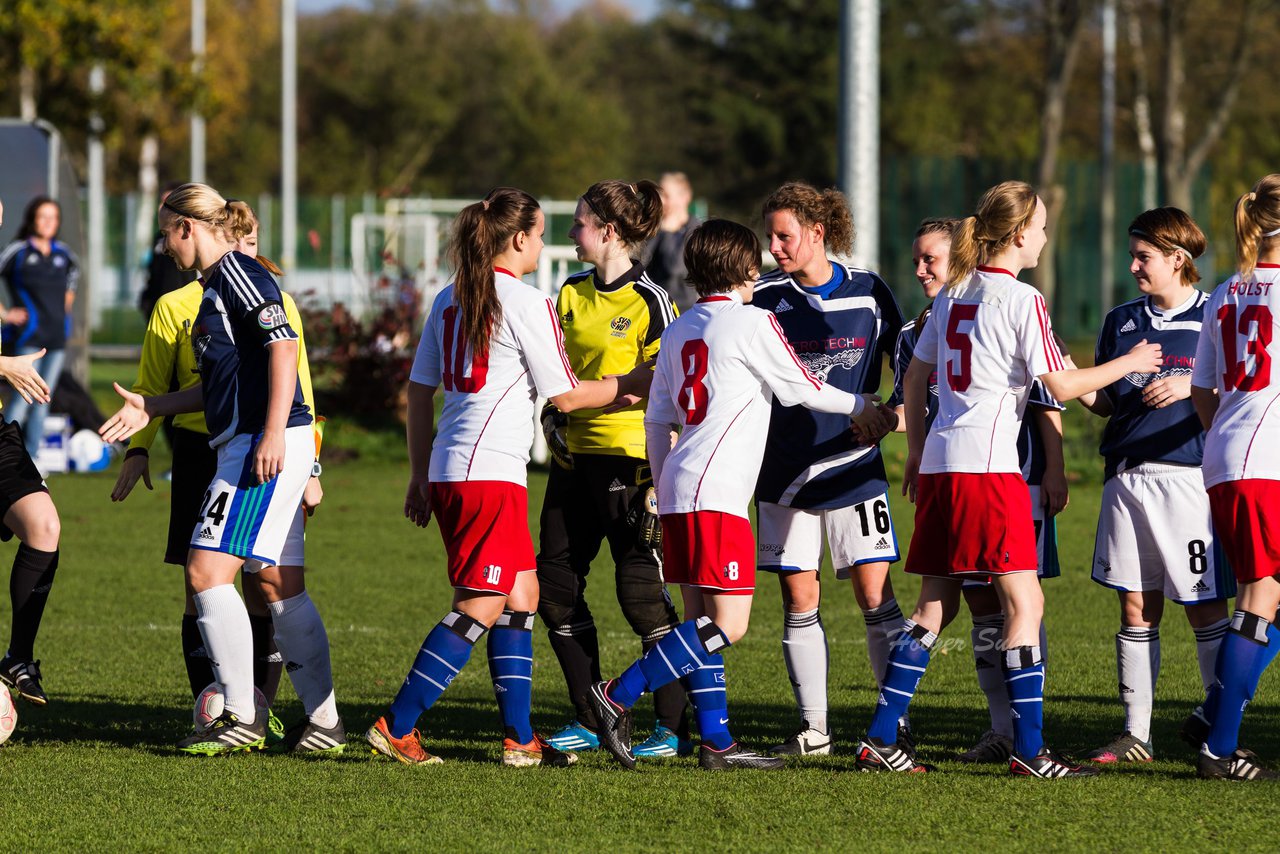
[850,394,897,446]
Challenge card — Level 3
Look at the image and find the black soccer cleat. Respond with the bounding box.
[896,721,917,761]
[1179,707,1211,748]
[588,681,635,770]
[1009,746,1100,778]
[957,729,1014,764]
[1197,747,1279,781]
[856,737,934,773]
[700,742,785,770]
[178,710,268,756]
[270,717,347,755]
[0,657,46,705]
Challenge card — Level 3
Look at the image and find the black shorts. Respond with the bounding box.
[0,418,47,541]
[165,427,218,565]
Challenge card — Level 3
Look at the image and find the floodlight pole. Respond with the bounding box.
[1101,0,1116,314]
[838,0,879,270]
[88,64,106,316]
[282,0,298,270]
[191,0,206,183]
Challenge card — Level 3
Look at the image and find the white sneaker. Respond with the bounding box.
[769,722,833,756]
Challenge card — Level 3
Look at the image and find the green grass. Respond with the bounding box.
[3,360,1273,850]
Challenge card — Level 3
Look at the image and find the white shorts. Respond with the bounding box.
[757,493,900,579]
[961,485,1060,588]
[190,426,313,567]
[1091,462,1233,603]
[244,507,306,573]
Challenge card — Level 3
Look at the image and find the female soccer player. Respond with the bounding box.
[1073,208,1230,765]
[364,188,649,767]
[750,183,905,757]
[101,183,322,755]
[109,201,341,753]
[857,180,1161,778]
[888,217,1068,765]
[538,180,692,759]
[0,197,62,707]
[1189,174,1280,781]
[588,219,893,771]
[0,196,77,458]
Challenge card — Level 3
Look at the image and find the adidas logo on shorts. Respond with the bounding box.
[1192,580,1210,593]
[776,299,793,312]
[1120,318,1137,333]
[199,527,215,541]
[874,537,890,550]
[608,479,626,493]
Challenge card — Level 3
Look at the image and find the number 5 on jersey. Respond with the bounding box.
[945,303,980,392]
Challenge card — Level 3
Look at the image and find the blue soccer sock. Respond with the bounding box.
[388,610,486,738]
[488,610,535,744]
[1004,645,1046,759]
[1200,614,1280,728]
[867,620,935,743]
[681,654,732,750]
[1205,611,1275,757]
[609,616,730,709]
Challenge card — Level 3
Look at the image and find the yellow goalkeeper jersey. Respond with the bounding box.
[127,281,315,452]
[556,263,677,457]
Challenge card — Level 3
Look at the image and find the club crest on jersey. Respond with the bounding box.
[797,347,864,382]
[191,322,211,371]
[610,316,632,338]
[257,303,288,330]
[1123,365,1193,388]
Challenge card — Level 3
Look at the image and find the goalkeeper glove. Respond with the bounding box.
[540,403,573,470]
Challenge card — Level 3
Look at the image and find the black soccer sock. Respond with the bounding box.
[181,613,215,699]
[249,613,283,705]
[8,545,58,662]
[548,620,603,730]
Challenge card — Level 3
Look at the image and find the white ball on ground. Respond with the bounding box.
[193,682,269,731]
[0,688,17,745]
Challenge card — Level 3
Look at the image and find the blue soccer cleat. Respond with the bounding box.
[545,720,599,752]
[633,725,695,759]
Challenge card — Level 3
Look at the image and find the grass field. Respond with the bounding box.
[0,367,1276,851]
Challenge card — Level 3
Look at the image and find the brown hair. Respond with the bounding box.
[948,181,1038,286]
[1128,207,1206,285]
[915,217,959,240]
[762,182,854,256]
[581,180,663,253]
[1234,174,1280,278]
[448,187,541,356]
[223,199,284,276]
[684,219,761,297]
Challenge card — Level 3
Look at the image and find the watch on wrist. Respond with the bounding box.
[311,461,322,478]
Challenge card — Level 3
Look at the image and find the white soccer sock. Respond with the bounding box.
[863,598,904,687]
[1193,617,1230,693]
[193,584,257,722]
[782,608,828,734]
[1117,625,1160,743]
[269,592,339,728]
[971,614,1013,737]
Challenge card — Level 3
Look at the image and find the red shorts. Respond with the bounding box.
[661,511,756,595]
[430,481,535,594]
[1209,480,1280,583]
[904,472,1038,577]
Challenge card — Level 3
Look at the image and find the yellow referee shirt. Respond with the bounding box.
[556,262,676,458]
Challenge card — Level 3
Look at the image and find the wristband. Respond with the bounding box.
[125,447,149,460]
[851,395,866,416]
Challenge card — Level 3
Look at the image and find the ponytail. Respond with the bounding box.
[947,181,1037,288]
[1234,175,1280,279]
[580,180,663,254]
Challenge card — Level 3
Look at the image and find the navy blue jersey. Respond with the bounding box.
[1094,291,1207,479]
[193,252,310,447]
[890,308,940,434]
[753,262,904,509]
[1018,379,1063,486]
[0,239,79,350]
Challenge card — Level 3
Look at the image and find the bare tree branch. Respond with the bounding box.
[1185,0,1261,177]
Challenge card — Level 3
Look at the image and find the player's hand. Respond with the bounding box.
[5,307,29,326]
[0,350,51,405]
[612,358,656,401]
[602,393,644,415]
[99,382,152,443]
[1142,373,1191,409]
[1124,338,1163,375]
[851,394,891,436]
[902,451,922,504]
[540,403,574,468]
[404,474,432,528]
[110,453,153,502]
[852,401,897,445]
[253,429,285,484]
[302,476,323,516]
[1040,467,1069,517]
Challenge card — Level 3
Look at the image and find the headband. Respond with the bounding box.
[1129,228,1196,260]
[1263,226,1280,238]
[582,193,609,225]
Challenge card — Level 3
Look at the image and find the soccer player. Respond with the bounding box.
[101,183,320,755]
[587,219,894,771]
[0,197,61,707]
[856,180,1162,778]
[109,201,342,754]
[538,180,692,759]
[1189,174,1280,781]
[749,183,905,757]
[364,188,649,767]
[1072,208,1231,764]
[888,218,1068,765]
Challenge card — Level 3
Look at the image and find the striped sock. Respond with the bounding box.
[1004,645,1046,759]
[1193,618,1229,693]
[971,614,1013,737]
[867,620,934,743]
[488,610,535,744]
[862,598,904,686]
[1206,611,1274,757]
[609,616,730,709]
[1200,615,1280,727]
[1117,626,1159,743]
[682,655,732,750]
[782,608,828,733]
[388,610,486,738]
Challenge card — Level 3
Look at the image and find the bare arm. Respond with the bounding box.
[99,382,206,444]
[404,381,436,527]
[1040,339,1162,402]
[1191,384,1220,432]
[1035,407,1068,516]
[901,356,932,503]
[252,339,300,484]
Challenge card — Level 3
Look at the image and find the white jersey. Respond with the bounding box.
[914,266,1065,474]
[644,292,859,519]
[1191,264,1280,488]
[410,270,578,485]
